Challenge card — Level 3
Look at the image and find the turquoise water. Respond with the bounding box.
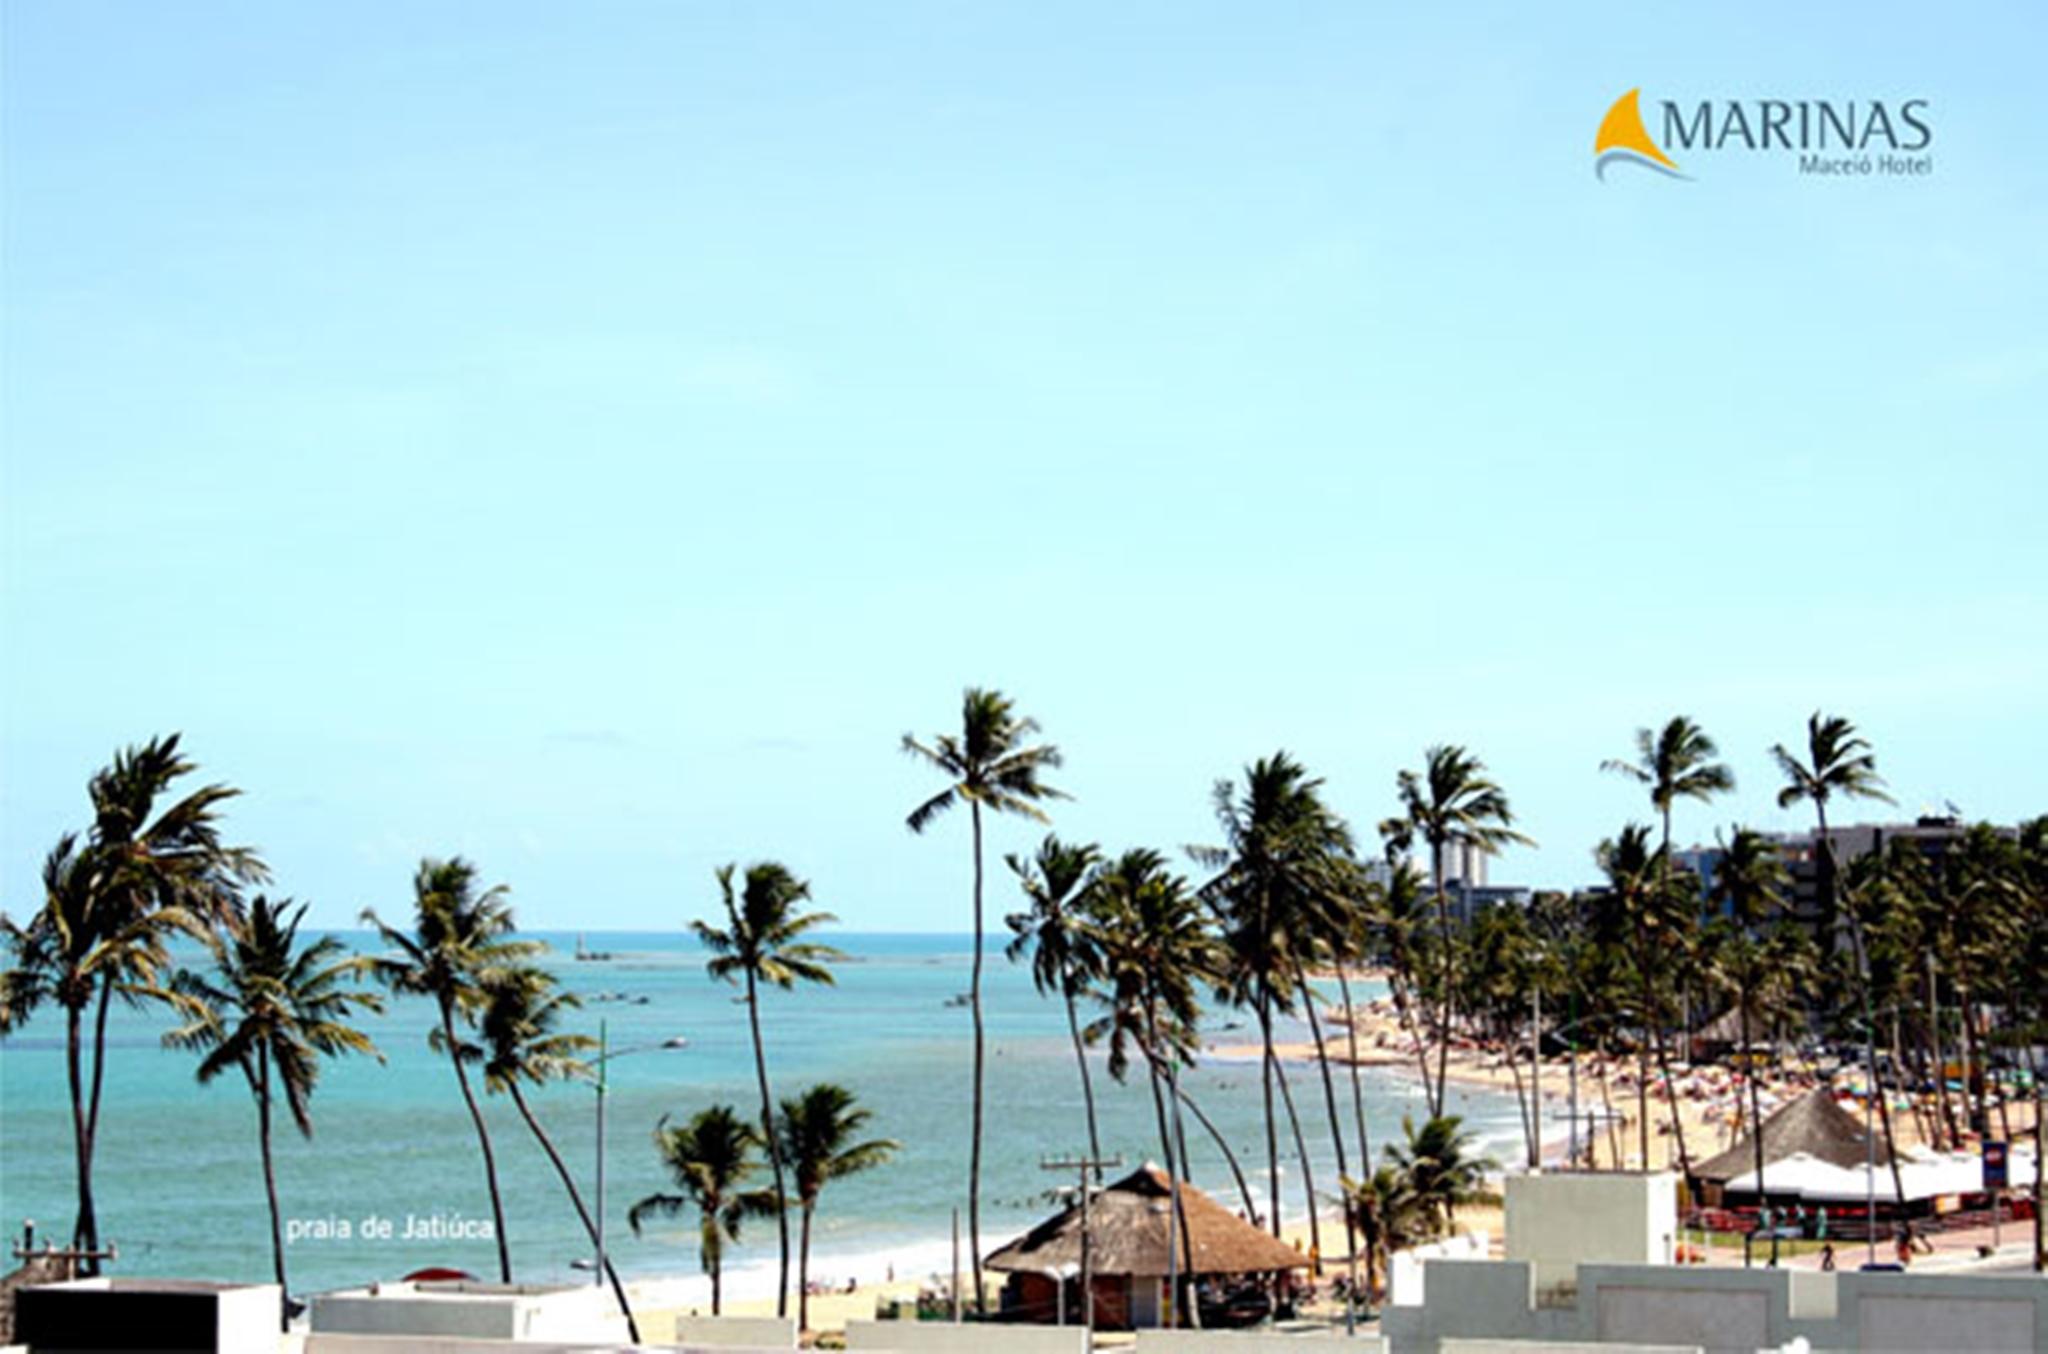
[0,931,1520,1300]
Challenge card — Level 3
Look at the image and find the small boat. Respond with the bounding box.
[944,993,972,1009]
[662,1036,690,1049]
[574,934,615,962]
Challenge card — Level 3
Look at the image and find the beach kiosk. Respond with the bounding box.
[984,1164,1309,1330]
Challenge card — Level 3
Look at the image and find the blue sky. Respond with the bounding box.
[4,2,2043,930]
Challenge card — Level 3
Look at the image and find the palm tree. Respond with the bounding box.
[1005,835,1106,1166]
[1602,717,1735,868]
[902,687,1066,1312]
[1087,847,1217,1323]
[1381,746,1532,1116]
[474,965,641,1343]
[693,862,843,1318]
[362,858,540,1282]
[1705,829,1792,1199]
[777,1084,899,1331]
[1386,1114,1494,1240]
[1194,752,1354,1245]
[628,1104,779,1315]
[1593,824,1688,1172]
[163,898,381,1325]
[0,735,264,1268]
[1772,713,1897,1208]
[1338,1165,1423,1305]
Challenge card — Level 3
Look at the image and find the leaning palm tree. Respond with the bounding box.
[475,965,640,1343]
[628,1104,778,1316]
[362,858,540,1282]
[1381,746,1532,1116]
[163,897,381,1326]
[1005,835,1106,1166]
[902,687,1066,1312]
[0,734,264,1269]
[693,862,842,1318]
[778,1084,899,1332]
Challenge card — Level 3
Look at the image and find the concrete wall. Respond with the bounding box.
[670,1313,796,1347]
[12,1279,281,1354]
[1382,1258,2048,1354]
[1504,1172,1676,1294]
[1135,1332,1381,1350]
[1388,1231,1490,1307]
[844,1319,1090,1352]
[1439,1343,1701,1354]
[309,1283,626,1343]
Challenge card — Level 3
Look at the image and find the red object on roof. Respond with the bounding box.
[401,1267,477,1283]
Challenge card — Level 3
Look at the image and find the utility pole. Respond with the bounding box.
[1043,1154,1120,1345]
[1531,980,1543,1170]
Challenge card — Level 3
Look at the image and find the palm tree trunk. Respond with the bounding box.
[1295,960,1357,1264]
[1165,1054,1199,1329]
[80,975,114,1271]
[256,1048,289,1331]
[1653,1031,1695,1184]
[66,1001,98,1264]
[1598,1038,1623,1169]
[1505,1038,1536,1167]
[1271,1051,1322,1272]
[507,1084,641,1343]
[744,971,791,1317]
[707,1222,722,1316]
[1336,969,1374,1174]
[1391,972,1433,1098]
[1637,976,1652,1170]
[799,1203,814,1332]
[1743,987,1766,1202]
[441,1001,512,1282]
[1255,983,1281,1236]
[1063,988,1102,1170]
[968,801,987,1314]
[1174,1083,1257,1217]
[1431,840,1451,1118]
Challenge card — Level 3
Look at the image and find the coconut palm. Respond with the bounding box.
[1337,1164,1423,1305]
[162,897,381,1325]
[474,965,640,1343]
[1705,828,1791,1198]
[1005,835,1106,1166]
[1771,713,1894,932]
[1194,752,1355,1244]
[1593,824,1694,1174]
[1602,717,1734,864]
[1386,1114,1493,1240]
[0,735,265,1268]
[777,1084,898,1331]
[1381,746,1532,1116]
[362,858,540,1282]
[628,1104,779,1315]
[902,687,1066,1312]
[693,862,842,1318]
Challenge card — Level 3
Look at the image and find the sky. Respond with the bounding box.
[3,3,2043,930]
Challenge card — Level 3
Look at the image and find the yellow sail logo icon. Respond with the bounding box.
[1595,88,1687,180]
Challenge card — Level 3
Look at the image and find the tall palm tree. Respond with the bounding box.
[1194,752,1354,1246]
[777,1084,899,1332]
[0,735,264,1268]
[1005,835,1106,1167]
[163,898,381,1325]
[1594,824,1693,1175]
[1602,716,1734,868]
[628,1104,778,1316]
[1087,847,1216,1323]
[902,687,1066,1312]
[1772,713,1896,1206]
[1705,829,1791,1199]
[474,965,640,1343]
[693,862,842,1318]
[362,858,540,1282]
[1381,746,1532,1116]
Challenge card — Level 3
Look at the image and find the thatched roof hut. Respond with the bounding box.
[1695,1088,1893,1187]
[986,1165,1307,1279]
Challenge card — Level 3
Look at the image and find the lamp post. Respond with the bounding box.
[585,1020,690,1287]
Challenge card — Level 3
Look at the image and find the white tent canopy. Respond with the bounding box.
[1721,1147,2038,1203]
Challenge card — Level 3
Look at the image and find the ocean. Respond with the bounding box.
[0,931,1524,1303]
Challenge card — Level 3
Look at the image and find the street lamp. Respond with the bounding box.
[584,1020,690,1288]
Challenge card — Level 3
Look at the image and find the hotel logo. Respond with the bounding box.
[1594,88,1934,181]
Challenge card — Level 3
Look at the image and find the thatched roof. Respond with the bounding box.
[1695,1088,1894,1185]
[1694,1002,1771,1048]
[985,1165,1309,1279]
